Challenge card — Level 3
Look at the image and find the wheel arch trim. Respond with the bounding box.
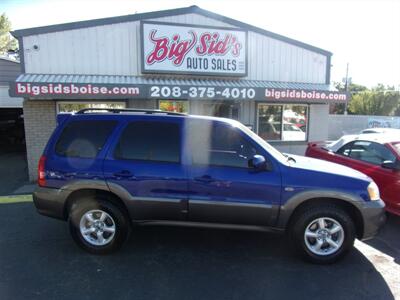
[277,190,365,231]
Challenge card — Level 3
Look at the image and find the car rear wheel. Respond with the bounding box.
[68,198,130,254]
[289,205,356,264]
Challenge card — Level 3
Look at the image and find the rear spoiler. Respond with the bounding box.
[56,113,72,126]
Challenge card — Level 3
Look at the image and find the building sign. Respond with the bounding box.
[264,88,348,102]
[368,118,400,129]
[11,82,141,99]
[10,81,348,103]
[141,21,247,76]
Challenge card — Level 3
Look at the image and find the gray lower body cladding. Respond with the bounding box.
[32,186,386,240]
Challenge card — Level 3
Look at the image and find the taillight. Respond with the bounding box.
[38,155,46,187]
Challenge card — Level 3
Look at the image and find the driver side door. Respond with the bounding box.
[334,140,398,208]
[186,120,281,226]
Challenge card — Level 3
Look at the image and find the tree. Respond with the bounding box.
[334,82,368,94]
[348,85,400,116]
[329,82,368,114]
[0,13,17,55]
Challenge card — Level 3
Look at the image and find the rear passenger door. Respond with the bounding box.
[103,118,187,221]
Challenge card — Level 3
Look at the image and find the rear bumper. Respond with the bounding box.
[33,186,71,220]
[360,199,386,240]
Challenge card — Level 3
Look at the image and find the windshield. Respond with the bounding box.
[236,122,288,164]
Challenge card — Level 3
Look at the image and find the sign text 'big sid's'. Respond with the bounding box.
[141,21,247,76]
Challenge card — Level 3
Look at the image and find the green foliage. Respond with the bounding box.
[330,82,369,114]
[331,82,400,116]
[0,13,17,55]
[334,82,368,93]
[348,85,400,116]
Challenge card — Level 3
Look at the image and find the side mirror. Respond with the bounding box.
[381,160,400,171]
[249,155,267,170]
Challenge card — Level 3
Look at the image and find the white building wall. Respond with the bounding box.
[22,13,327,83]
[328,114,400,140]
[308,104,329,141]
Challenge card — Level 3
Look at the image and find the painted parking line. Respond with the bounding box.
[0,194,33,204]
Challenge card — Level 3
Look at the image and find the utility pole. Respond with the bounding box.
[343,63,350,115]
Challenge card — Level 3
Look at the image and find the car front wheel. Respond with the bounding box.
[290,205,356,264]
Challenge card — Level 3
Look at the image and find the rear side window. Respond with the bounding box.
[55,120,117,158]
[115,121,181,163]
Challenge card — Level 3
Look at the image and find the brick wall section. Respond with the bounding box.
[23,100,56,181]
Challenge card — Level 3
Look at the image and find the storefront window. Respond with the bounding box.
[57,102,126,113]
[257,104,308,141]
[159,100,188,113]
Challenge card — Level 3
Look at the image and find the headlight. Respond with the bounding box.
[367,182,380,201]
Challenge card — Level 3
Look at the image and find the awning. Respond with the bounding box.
[9,73,348,103]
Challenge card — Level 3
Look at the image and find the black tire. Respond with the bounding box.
[289,205,356,264]
[68,198,131,254]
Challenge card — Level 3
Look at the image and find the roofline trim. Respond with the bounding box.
[11,6,194,38]
[0,56,20,64]
[192,6,332,56]
[11,5,332,57]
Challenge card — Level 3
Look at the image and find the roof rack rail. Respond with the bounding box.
[76,108,186,116]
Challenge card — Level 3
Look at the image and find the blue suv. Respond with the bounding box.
[33,108,385,263]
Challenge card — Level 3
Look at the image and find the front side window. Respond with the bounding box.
[349,141,396,165]
[188,121,259,168]
[115,121,181,163]
[55,121,117,158]
[258,104,308,141]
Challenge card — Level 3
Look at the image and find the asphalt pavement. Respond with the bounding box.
[0,201,398,300]
[0,147,29,196]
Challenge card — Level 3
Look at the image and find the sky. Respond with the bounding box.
[1,0,399,88]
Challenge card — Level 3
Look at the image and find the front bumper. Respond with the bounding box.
[33,186,72,220]
[360,199,386,240]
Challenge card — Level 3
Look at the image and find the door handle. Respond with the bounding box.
[113,170,134,178]
[194,175,215,183]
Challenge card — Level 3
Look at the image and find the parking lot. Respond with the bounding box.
[0,200,398,300]
[0,146,28,196]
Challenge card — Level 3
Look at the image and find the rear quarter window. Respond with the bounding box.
[55,120,117,158]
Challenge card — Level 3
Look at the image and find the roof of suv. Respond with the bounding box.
[59,108,241,127]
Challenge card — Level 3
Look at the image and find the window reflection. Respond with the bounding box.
[258,104,308,141]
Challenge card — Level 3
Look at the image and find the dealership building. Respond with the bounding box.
[9,5,347,180]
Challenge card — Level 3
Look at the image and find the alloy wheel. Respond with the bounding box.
[304,217,345,256]
[79,209,116,246]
